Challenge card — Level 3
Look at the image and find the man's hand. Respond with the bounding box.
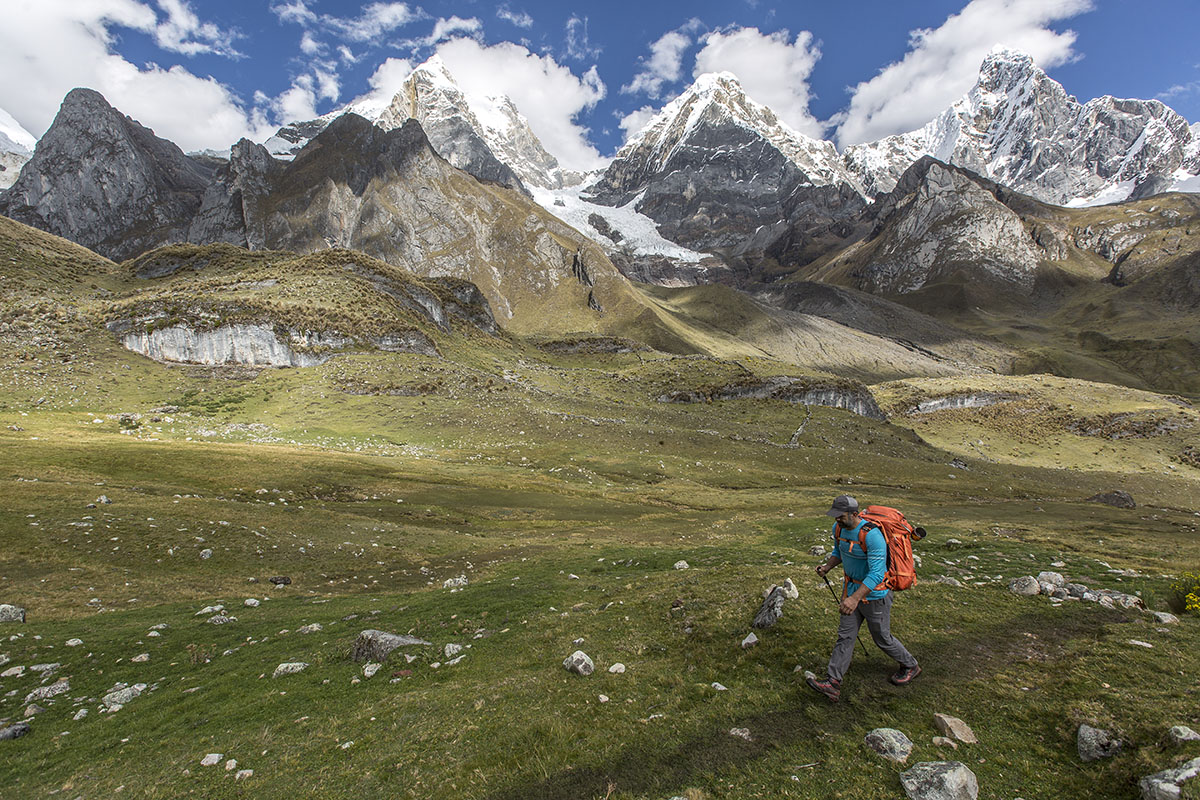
[815,562,829,577]
[838,595,860,615]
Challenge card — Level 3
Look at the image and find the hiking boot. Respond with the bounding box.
[889,664,921,686]
[806,674,841,702]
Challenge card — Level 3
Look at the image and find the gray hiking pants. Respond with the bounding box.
[827,591,917,682]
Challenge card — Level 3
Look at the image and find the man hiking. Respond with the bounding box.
[806,494,920,702]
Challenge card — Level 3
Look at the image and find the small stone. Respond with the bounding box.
[196,605,223,616]
[236,770,253,780]
[350,630,431,663]
[272,662,308,678]
[729,727,752,741]
[1,666,23,677]
[97,495,112,504]
[147,631,161,638]
[1086,490,1135,509]
[24,704,45,717]
[809,545,827,556]
[244,598,260,608]
[24,678,70,705]
[673,561,689,570]
[444,643,463,659]
[932,736,958,750]
[563,650,593,676]
[608,663,625,674]
[900,761,978,800]
[598,694,609,703]
[1152,612,1180,625]
[442,576,468,589]
[865,728,913,763]
[1169,726,1200,744]
[65,638,83,647]
[225,759,237,771]
[782,578,799,600]
[933,714,978,744]
[208,615,235,625]
[103,683,146,709]
[753,587,785,629]
[1036,571,1065,587]
[1077,723,1122,762]
[741,632,758,649]
[73,709,88,721]
[936,576,963,588]
[199,549,213,560]
[297,623,323,634]
[201,753,222,767]
[362,663,382,679]
[1128,640,1154,649]
[268,576,291,586]
[131,653,149,663]
[712,682,728,691]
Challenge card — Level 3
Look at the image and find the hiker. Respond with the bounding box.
[806,494,920,702]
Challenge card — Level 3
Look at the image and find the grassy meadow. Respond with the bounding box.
[1,308,1198,799]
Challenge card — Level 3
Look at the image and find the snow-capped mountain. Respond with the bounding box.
[263,55,565,193]
[843,49,1199,207]
[0,106,35,190]
[583,71,865,263]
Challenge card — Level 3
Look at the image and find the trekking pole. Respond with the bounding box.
[822,573,868,656]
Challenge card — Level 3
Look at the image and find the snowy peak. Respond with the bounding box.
[0,106,35,189]
[844,47,1199,206]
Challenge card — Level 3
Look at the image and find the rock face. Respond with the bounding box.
[0,88,212,260]
[752,586,786,629]
[1086,490,1136,509]
[1140,757,1200,800]
[659,375,885,420]
[350,630,432,663]
[585,72,866,264]
[844,49,1200,206]
[899,761,979,800]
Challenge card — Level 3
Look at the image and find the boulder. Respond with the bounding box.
[900,761,978,800]
[1037,571,1066,587]
[0,722,31,740]
[103,683,146,709]
[810,545,827,556]
[1139,756,1200,800]
[1169,726,1200,744]
[273,662,309,678]
[268,576,291,586]
[350,630,432,663]
[752,586,786,629]
[936,576,964,588]
[297,623,323,634]
[1078,723,1122,762]
[1086,490,1136,509]
[24,679,70,705]
[608,663,626,674]
[1008,576,1040,596]
[865,727,914,763]
[741,632,758,649]
[673,561,689,570]
[781,578,799,600]
[0,604,26,623]
[933,714,978,744]
[1153,612,1180,625]
[563,650,594,676]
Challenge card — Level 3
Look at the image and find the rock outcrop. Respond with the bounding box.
[0,88,212,260]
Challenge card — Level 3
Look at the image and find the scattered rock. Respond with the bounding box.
[1,666,23,678]
[1008,576,1040,596]
[442,576,468,589]
[865,728,914,763]
[273,662,308,678]
[712,682,728,691]
[244,598,260,607]
[1169,726,1200,745]
[1077,723,1122,762]
[0,604,26,623]
[225,759,237,771]
[1086,490,1135,509]
[563,650,594,676]
[350,630,432,663]
[900,761,978,800]
[753,586,786,629]
[444,643,463,659]
[933,714,978,744]
[103,683,146,710]
[1036,571,1065,587]
[23,704,45,717]
[131,653,149,663]
[741,632,758,649]
[236,769,253,780]
[208,615,236,625]
[297,623,323,634]
[1139,756,1200,800]
[936,576,964,588]
[810,545,827,556]
[65,638,83,647]
[599,694,609,703]
[1152,612,1180,625]
[608,663,626,674]
[362,663,382,679]
[199,549,213,560]
[729,727,753,741]
[932,736,958,750]
[73,709,88,721]
[782,578,799,600]
[201,753,222,767]
[195,605,224,616]
[268,576,291,586]
[673,561,689,570]
[24,679,70,705]
[0,722,31,740]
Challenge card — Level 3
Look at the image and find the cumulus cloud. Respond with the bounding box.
[345,57,415,112]
[496,6,534,29]
[622,31,691,99]
[693,27,825,139]
[0,1,329,151]
[833,0,1094,147]
[434,38,607,171]
[399,16,483,50]
[314,2,423,42]
[564,15,602,61]
[617,105,658,141]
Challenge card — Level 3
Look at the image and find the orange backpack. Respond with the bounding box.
[837,505,927,592]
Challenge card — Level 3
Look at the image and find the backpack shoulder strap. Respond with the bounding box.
[857,520,879,549]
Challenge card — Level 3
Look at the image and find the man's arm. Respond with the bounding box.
[816,554,842,577]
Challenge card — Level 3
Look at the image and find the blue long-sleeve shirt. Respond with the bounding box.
[832,519,889,601]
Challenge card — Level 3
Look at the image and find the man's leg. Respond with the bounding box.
[827,606,864,682]
[861,593,918,670]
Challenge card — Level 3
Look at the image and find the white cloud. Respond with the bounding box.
[693,27,825,139]
[834,0,1093,147]
[564,15,601,61]
[152,0,242,57]
[300,31,323,55]
[0,0,327,151]
[496,6,534,29]
[434,38,607,171]
[345,57,415,113]
[618,105,658,141]
[622,31,691,99]
[270,0,316,26]
[320,2,423,42]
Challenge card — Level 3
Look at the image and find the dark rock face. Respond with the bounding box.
[189,139,282,249]
[1085,490,1136,509]
[350,629,432,663]
[659,375,885,421]
[0,88,212,260]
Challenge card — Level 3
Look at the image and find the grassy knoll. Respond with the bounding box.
[1,319,1198,799]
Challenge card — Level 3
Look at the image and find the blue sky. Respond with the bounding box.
[2,1,1198,169]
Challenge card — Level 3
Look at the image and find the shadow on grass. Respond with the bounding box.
[481,605,1121,800]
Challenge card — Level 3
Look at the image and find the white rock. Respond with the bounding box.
[442,576,468,589]
[147,631,161,638]
[598,694,609,703]
[73,709,88,721]
[1152,612,1180,624]
[272,662,309,678]
[809,545,827,556]
[1169,726,1200,744]
[199,549,213,560]
[225,759,237,771]
[563,650,594,675]
[195,605,224,616]
[1036,571,1065,587]
[608,663,626,674]
[65,638,83,647]
[1,666,23,678]
[712,682,728,691]
[899,761,978,800]
[297,623,323,634]
[1140,757,1200,799]
[444,643,463,659]
[741,632,758,649]
[673,561,689,570]
[236,769,254,780]
[244,598,260,607]
[729,727,753,741]
[1128,640,1154,648]
[362,663,382,679]
[201,753,222,767]
[865,727,914,763]
[1008,576,1040,596]
[782,578,799,600]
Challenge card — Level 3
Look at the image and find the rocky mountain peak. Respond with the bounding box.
[0,87,212,260]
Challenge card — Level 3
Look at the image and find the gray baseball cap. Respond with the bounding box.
[825,494,859,517]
